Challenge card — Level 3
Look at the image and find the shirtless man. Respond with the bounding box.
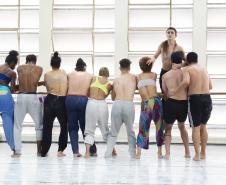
[177,52,212,161]
[162,51,190,160]
[66,58,96,157]
[41,52,68,157]
[105,58,137,158]
[147,27,185,91]
[13,54,43,157]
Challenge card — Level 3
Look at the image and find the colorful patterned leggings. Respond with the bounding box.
[137,97,164,149]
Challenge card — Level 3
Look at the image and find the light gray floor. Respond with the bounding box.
[0,143,226,185]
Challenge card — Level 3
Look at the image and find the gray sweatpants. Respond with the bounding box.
[84,99,109,145]
[14,94,43,153]
[105,100,136,158]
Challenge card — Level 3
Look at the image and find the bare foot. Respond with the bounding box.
[200,153,206,160]
[57,151,66,157]
[136,153,141,159]
[164,154,170,160]
[193,154,200,161]
[158,150,163,159]
[184,153,191,158]
[73,153,82,158]
[85,151,91,158]
[112,148,117,157]
[11,152,21,158]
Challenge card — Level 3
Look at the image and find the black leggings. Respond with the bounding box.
[41,94,68,157]
[159,68,168,93]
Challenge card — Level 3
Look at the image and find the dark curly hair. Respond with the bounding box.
[5,50,19,65]
[119,58,131,70]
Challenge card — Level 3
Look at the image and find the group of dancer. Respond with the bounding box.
[0,27,212,161]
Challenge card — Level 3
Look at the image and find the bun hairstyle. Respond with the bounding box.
[5,50,19,65]
[50,51,61,69]
[53,51,59,58]
[75,58,87,71]
[9,50,19,57]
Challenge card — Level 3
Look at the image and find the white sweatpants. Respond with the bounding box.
[105,100,136,158]
[84,99,109,145]
[14,94,43,153]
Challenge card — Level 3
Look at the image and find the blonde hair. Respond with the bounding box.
[99,67,109,77]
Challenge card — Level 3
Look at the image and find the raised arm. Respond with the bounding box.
[146,44,162,65]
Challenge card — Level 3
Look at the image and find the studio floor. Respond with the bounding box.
[0,143,226,185]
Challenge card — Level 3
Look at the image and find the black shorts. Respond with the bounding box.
[164,98,188,124]
[188,94,212,127]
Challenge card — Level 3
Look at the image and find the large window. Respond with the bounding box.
[52,0,115,77]
[207,0,226,93]
[0,0,39,64]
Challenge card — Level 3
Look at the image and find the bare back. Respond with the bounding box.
[186,64,211,95]
[45,69,68,96]
[89,76,112,100]
[67,71,93,96]
[137,72,158,101]
[112,73,137,101]
[162,68,187,100]
[0,64,16,91]
[17,64,42,92]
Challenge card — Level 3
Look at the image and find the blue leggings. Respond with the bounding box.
[65,95,96,154]
[0,86,15,151]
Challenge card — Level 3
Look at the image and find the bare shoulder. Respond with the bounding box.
[11,70,17,78]
[67,71,74,76]
[130,73,137,79]
[112,77,119,85]
[44,71,52,77]
[36,65,43,71]
[17,64,26,71]
[88,72,93,79]
[163,70,170,77]
[60,69,67,74]
[175,44,184,51]
[182,66,189,72]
